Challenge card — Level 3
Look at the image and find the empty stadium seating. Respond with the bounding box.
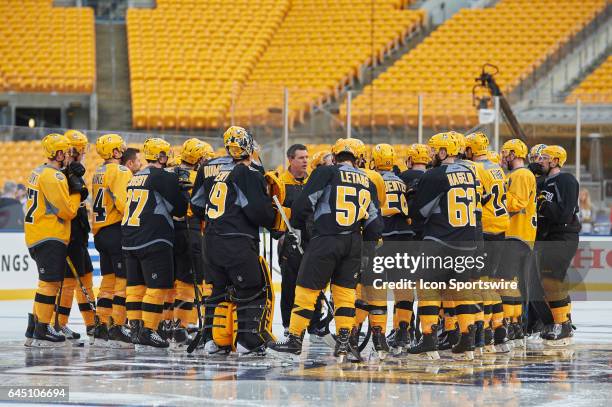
[566,56,612,104]
[341,0,608,129]
[0,0,95,93]
[127,0,290,129]
[233,0,424,128]
[126,0,423,130]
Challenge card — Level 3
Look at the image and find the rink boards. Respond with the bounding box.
[1,232,611,300]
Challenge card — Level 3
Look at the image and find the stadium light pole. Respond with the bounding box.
[493,96,500,152]
[576,99,581,181]
[346,90,352,139]
[417,94,423,144]
[283,87,289,163]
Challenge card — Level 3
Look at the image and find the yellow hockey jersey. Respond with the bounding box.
[91,162,132,235]
[505,166,537,246]
[24,164,80,248]
[476,160,509,235]
[363,168,387,208]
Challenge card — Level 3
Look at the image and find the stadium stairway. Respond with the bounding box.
[514,4,611,107]
[95,22,132,131]
[289,23,431,145]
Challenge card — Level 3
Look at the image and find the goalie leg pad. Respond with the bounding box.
[230,256,276,350]
[212,301,235,348]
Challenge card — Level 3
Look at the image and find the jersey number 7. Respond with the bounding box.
[122,189,149,227]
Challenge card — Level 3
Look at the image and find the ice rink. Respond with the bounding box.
[1,300,611,406]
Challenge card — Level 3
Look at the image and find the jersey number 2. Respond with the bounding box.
[24,188,38,224]
[448,187,476,227]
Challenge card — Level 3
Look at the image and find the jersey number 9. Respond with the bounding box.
[207,182,228,219]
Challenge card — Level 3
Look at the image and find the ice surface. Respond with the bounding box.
[0,300,611,406]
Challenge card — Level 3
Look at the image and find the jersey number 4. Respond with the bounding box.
[448,187,476,227]
[93,189,107,223]
[336,185,371,226]
[122,189,149,227]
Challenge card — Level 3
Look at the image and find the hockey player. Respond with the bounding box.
[537,145,579,346]
[387,143,430,350]
[169,138,210,348]
[52,130,96,344]
[277,144,309,335]
[526,143,554,337]
[123,138,189,348]
[268,138,383,362]
[408,132,479,360]
[528,144,547,182]
[368,143,412,357]
[190,127,260,350]
[121,147,143,175]
[498,139,538,348]
[92,134,132,347]
[24,134,81,347]
[202,128,277,355]
[349,139,386,352]
[310,150,333,169]
[465,132,509,353]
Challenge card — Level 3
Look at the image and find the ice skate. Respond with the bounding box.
[474,321,485,356]
[91,322,109,348]
[388,321,410,354]
[108,324,134,349]
[438,327,459,351]
[236,342,267,357]
[86,325,96,345]
[267,332,303,363]
[370,326,389,360]
[171,322,189,351]
[136,327,169,351]
[201,339,231,356]
[493,326,511,353]
[452,325,476,361]
[335,328,361,363]
[24,313,35,347]
[541,321,573,347]
[512,322,525,348]
[32,321,65,348]
[483,327,496,353]
[407,326,440,360]
[129,320,142,345]
[60,325,84,347]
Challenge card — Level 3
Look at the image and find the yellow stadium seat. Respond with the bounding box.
[566,55,612,104]
[341,0,607,129]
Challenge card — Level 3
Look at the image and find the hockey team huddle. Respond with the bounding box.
[22,126,580,363]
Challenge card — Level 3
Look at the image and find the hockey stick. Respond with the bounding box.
[184,217,204,354]
[272,195,303,255]
[66,256,98,317]
[53,277,64,331]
